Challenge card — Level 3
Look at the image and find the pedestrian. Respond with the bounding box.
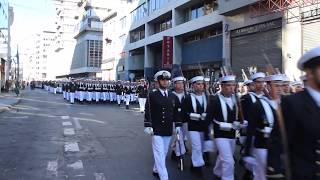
[144,70,182,180]
[181,75,209,176]
[206,73,241,180]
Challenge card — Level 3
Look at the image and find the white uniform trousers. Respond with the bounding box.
[213,138,236,180]
[138,98,146,112]
[95,92,100,102]
[92,91,96,101]
[117,95,121,105]
[66,92,70,101]
[173,129,186,156]
[130,94,135,102]
[189,131,205,167]
[79,91,84,102]
[63,91,66,99]
[87,92,92,101]
[152,135,171,180]
[125,94,130,106]
[53,88,57,94]
[252,148,267,180]
[105,92,110,101]
[69,92,75,104]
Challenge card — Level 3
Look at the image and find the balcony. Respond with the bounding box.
[218,0,259,15]
[74,19,103,39]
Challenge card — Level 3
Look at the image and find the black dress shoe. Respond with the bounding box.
[152,171,160,179]
[203,152,211,166]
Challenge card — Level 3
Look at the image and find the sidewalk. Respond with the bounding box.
[0,92,22,113]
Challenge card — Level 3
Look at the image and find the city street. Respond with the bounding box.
[0,89,246,180]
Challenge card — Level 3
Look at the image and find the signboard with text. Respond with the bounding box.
[162,36,173,69]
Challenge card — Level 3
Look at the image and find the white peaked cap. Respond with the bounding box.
[300,75,307,81]
[172,76,186,83]
[298,46,320,70]
[265,74,284,82]
[281,74,291,82]
[204,77,210,82]
[190,76,204,83]
[243,80,253,85]
[219,75,236,83]
[250,72,266,81]
[291,81,303,86]
[154,70,171,81]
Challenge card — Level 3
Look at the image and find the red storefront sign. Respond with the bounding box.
[162,36,173,69]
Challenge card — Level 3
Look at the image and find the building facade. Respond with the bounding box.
[102,0,319,81]
[219,0,320,78]
[52,0,82,79]
[68,0,109,79]
[0,0,13,90]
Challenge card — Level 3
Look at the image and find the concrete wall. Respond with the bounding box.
[218,0,258,14]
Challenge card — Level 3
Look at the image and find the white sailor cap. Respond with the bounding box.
[250,72,266,81]
[298,46,320,70]
[219,75,236,83]
[291,81,303,87]
[300,75,307,81]
[265,74,284,82]
[204,77,210,82]
[281,74,291,82]
[243,80,254,86]
[172,76,186,83]
[190,76,204,83]
[154,70,171,81]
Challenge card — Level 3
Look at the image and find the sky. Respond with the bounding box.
[9,0,56,53]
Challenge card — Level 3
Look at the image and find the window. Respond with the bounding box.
[87,40,102,68]
[154,18,172,34]
[120,16,127,29]
[185,0,218,22]
[130,3,148,23]
[148,0,170,13]
[130,26,145,43]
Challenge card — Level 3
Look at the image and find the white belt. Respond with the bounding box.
[213,120,233,131]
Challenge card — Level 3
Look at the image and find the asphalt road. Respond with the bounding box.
[0,89,245,180]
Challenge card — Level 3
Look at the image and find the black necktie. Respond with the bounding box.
[164,91,167,97]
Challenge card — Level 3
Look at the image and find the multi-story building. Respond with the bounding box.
[69,0,109,78]
[0,0,13,90]
[103,0,222,81]
[219,0,320,77]
[103,0,319,81]
[30,31,55,81]
[52,0,81,79]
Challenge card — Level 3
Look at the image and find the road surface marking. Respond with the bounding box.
[64,142,80,152]
[61,116,70,120]
[67,160,83,170]
[2,116,29,119]
[64,128,75,136]
[73,118,83,130]
[94,173,106,180]
[73,117,105,124]
[47,160,58,176]
[62,121,72,126]
[79,112,94,116]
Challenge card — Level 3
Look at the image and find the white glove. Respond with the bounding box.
[175,127,181,134]
[201,113,207,121]
[232,121,241,130]
[190,113,201,121]
[240,120,248,129]
[144,127,153,135]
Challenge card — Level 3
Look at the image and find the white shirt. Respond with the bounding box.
[224,97,234,110]
[174,92,184,102]
[307,86,320,107]
[195,93,204,106]
[159,88,168,97]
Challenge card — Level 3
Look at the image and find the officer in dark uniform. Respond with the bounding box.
[137,79,148,113]
[268,46,320,180]
[144,70,182,180]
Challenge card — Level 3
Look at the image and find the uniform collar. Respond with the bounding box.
[306,86,320,107]
[158,88,168,97]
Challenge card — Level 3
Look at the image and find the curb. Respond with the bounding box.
[0,93,23,114]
